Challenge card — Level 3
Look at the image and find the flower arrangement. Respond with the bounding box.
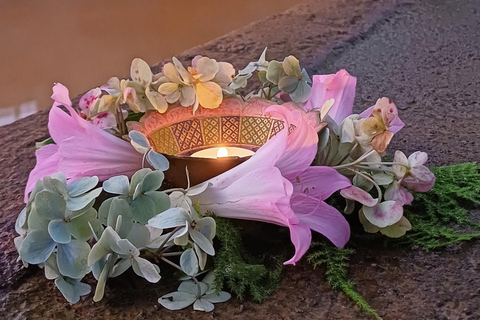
[15,49,437,312]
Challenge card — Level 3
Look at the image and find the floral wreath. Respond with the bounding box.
[15,49,436,312]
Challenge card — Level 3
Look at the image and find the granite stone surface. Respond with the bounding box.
[1,0,479,319]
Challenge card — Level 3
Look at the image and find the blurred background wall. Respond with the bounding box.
[0,0,301,126]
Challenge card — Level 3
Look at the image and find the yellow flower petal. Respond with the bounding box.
[195,81,222,109]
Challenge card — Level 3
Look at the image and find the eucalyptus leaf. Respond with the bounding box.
[178,280,208,295]
[69,208,100,241]
[147,151,169,171]
[203,292,231,303]
[20,229,56,264]
[35,191,66,221]
[289,80,311,103]
[103,176,130,195]
[55,277,91,304]
[57,240,90,279]
[67,176,99,197]
[145,191,171,214]
[131,195,156,224]
[278,76,298,93]
[129,130,150,149]
[109,258,132,278]
[158,291,196,310]
[266,60,286,85]
[180,248,199,276]
[142,170,164,192]
[132,257,161,282]
[127,223,150,249]
[148,207,189,229]
[48,219,71,244]
[66,187,102,211]
[106,198,133,238]
[130,168,152,194]
[189,229,215,256]
[193,299,214,312]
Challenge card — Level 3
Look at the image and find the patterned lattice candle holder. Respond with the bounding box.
[129,98,285,188]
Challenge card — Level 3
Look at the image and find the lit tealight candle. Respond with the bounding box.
[190,146,254,159]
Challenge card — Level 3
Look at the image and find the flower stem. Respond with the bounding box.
[160,257,183,272]
[334,142,359,166]
[347,168,383,201]
[332,149,376,170]
[155,226,183,255]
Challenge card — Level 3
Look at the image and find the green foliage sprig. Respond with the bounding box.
[398,163,480,249]
[212,217,284,302]
[308,243,382,320]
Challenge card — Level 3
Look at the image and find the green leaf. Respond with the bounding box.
[147,151,169,171]
[55,277,91,304]
[20,229,56,264]
[57,240,90,279]
[106,198,134,238]
[190,229,215,256]
[48,219,71,244]
[203,292,231,303]
[180,248,199,276]
[289,80,311,103]
[282,55,301,78]
[131,195,156,224]
[66,187,102,211]
[142,170,164,192]
[194,299,214,312]
[146,191,171,214]
[266,60,286,85]
[69,208,100,241]
[158,291,196,310]
[35,191,66,221]
[127,223,150,249]
[132,257,161,283]
[278,76,298,93]
[102,176,130,195]
[109,258,132,278]
[67,176,99,197]
[148,207,189,229]
[130,168,152,195]
[27,208,49,231]
[129,130,150,149]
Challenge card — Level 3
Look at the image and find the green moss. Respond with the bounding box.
[212,217,284,302]
[308,243,382,320]
[398,163,480,249]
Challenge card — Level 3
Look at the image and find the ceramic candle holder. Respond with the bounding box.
[129,98,285,188]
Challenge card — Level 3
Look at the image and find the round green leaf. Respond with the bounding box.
[146,191,171,214]
[142,171,164,192]
[103,176,130,195]
[67,176,99,197]
[57,240,90,279]
[194,298,214,312]
[180,248,198,276]
[158,291,196,310]
[147,151,169,171]
[131,195,156,224]
[66,187,102,211]
[20,230,56,264]
[35,191,66,221]
[55,277,91,304]
[48,219,71,244]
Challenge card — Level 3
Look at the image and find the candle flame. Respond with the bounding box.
[217,147,229,158]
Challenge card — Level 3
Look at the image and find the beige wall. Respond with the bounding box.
[0,0,301,125]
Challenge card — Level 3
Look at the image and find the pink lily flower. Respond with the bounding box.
[24,83,142,202]
[191,105,352,265]
[302,69,357,125]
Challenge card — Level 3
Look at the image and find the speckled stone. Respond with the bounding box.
[1,0,479,319]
